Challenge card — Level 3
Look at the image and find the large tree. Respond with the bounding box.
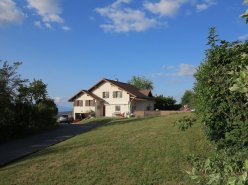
[128,76,154,90]
[0,61,58,141]
[181,90,195,108]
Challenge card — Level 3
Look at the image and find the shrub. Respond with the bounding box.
[194,28,248,147]
[0,61,58,141]
[154,95,181,110]
[174,116,196,131]
[188,28,248,185]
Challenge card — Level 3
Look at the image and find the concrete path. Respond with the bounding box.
[0,122,103,167]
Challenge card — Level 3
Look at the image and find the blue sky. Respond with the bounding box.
[0,0,247,109]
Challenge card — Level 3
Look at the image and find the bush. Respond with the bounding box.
[154,95,181,110]
[188,28,248,185]
[194,28,248,147]
[0,61,58,142]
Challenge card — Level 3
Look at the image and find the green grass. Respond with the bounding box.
[0,113,212,185]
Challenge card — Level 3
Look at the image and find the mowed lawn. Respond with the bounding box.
[0,113,212,185]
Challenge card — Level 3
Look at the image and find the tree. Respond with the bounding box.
[0,61,58,141]
[154,95,181,110]
[181,90,195,108]
[29,79,48,104]
[128,76,154,90]
[194,28,248,145]
[241,0,248,23]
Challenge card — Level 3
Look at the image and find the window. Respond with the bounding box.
[115,106,121,112]
[74,100,83,107]
[113,91,122,98]
[102,92,109,98]
[85,100,95,107]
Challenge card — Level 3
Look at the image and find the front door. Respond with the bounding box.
[103,105,106,117]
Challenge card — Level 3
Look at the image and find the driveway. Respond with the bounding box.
[0,122,102,167]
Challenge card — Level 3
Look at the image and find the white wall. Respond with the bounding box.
[73,93,95,118]
[72,81,155,118]
[92,81,131,117]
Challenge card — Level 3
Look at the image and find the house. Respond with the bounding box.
[68,78,155,119]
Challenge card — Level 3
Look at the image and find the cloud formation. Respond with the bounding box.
[238,34,248,41]
[96,0,218,33]
[158,63,196,77]
[0,0,25,26]
[144,0,186,17]
[196,0,217,12]
[27,0,69,30]
[95,0,159,32]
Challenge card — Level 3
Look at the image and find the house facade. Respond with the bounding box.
[69,78,155,119]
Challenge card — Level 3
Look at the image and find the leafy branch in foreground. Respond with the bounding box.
[174,116,196,131]
[241,0,248,23]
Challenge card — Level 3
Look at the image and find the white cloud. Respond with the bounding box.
[238,34,248,41]
[196,0,217,12]
[95,0,218,33]
[34,20,42,28]
[62,25,71,31]
[177,63,196,76]
[54,97,62,104]
[0,0,25,26]
[95,0,159,33]
[27,0,69,30]
[158,63,196,77]
[144,0,186,17]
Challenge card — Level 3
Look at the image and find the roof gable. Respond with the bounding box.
[68,90,103,102]
[88,78,153,99]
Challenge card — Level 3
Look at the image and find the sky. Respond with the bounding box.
[0,0,247,110]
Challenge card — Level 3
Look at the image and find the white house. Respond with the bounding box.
[69,78,155,119]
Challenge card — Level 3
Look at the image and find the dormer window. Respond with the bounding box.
[102,92,109,98]
[113,91,122,98]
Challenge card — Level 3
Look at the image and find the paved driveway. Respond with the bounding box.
[0,122,102,167]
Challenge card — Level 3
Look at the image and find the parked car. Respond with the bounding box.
[57,114,72,124]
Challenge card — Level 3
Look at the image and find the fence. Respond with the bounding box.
[134,111,184,118]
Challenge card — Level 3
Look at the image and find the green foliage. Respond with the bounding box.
[0,61,58,141]
[194,28,248,145]
[175,116,196,131]
[229,64,248,100]
[154,95,181,110]
[189,28,248,185]
[181,90,195,108]
[128,76,154,90]
[241,0,248,23]
[187,149,248,185]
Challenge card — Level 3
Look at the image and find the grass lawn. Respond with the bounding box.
[0,113,212,185]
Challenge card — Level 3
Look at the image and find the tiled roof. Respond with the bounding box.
[68,90,103,102]
[89,78,153,100]
[139,90,152,97]
[69,78,154,102]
